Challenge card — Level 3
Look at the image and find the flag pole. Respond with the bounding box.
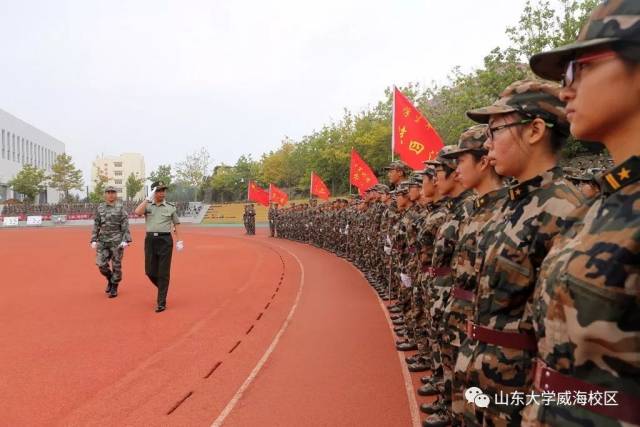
[349,149,353,197]
[391,86,396,162]
[247,180,250,202]
[310,172,313,201]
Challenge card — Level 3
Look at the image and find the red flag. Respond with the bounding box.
[393,87,444,169]
[247,180,269,206]
[310,171,331,200]
[269,184,289,207]
[350,149,378,192]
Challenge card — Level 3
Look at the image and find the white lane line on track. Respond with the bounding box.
[210,241,304,427]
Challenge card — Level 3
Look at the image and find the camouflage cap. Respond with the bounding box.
[417,165,436,179]
[394,181,411,195]
[425,146,458,170]
[384,160,411,174]
[409,173,424,186]
[441,125,489,159]
[466,79,569,135]
[370,183,390,194]
[104,185,117,193]
[531,0,640,80]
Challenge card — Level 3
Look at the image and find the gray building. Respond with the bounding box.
[0,108,65,203]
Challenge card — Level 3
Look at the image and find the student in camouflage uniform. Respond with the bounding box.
[458,80,585,426]
[268,203,278,237]
[521,2,640,425]
[421,136,478,427]
[243,204,256,235]
[90,185,132,298]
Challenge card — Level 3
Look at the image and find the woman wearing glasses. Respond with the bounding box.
[455,80,585,426]
[522,1,640,426]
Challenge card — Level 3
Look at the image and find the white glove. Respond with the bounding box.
[119,242,129,249]
[90,241,97,250]
[384,246,391,255]
[146,188,156,202]
[386,235,392,247]
[176,240,184,251]
[400,273,412,288]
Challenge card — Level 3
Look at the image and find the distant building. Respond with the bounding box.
[0,108,66,203]
[91,153,145,200]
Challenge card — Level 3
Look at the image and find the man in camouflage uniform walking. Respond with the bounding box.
[90,185,132,298]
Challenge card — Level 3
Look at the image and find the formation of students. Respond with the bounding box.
[272,3,640,426]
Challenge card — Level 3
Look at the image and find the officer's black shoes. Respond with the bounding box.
[396,341,418,351]
[388,306,403,314]
[423,411,451,427]
[108,284,118,298]
[105,280,112,293]
[418,383,441,396]
[155,305,166,313]
[421,375,431,384]
[420,400,445,415]
[392,318,405,326]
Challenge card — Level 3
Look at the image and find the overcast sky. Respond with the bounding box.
[0,0,530,182]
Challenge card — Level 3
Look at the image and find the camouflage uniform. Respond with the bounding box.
[522,4,640,425]
[448,188,508,424]
[268,205,277,237]
[91,197,132,287]
[460,80,584,426]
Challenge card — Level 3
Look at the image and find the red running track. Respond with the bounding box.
[0,225,418,426]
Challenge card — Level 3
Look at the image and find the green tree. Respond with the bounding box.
[125,173,144,201]
[88,171,109,203]
[49,153,83,202]
[148,164,173,188]
[9,164,47,203]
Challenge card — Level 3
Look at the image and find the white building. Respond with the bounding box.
[0,108,66,203]
[91,153,145,200]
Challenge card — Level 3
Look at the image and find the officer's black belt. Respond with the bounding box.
[147,232,171,236]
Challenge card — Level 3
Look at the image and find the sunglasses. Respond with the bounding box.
[562,50,617,88]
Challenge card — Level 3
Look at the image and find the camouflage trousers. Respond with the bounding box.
[444,298,474,425]
[415,275,431,358]
[426,279,452,389]
[96,242,124,284]
[459,340,535,427]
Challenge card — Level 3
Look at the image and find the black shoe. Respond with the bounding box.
[388,306,402,314]
[155,305,166,313]
[423,411,451,427]
[421,375,433,384]
[396,341,418,351]
[105,280,112,293]
[394,325,406,333]
[408,361,430,372]
[406,355,421,364]
[390,314,404,321]
[418,383,441,397]
[420,400,445,415]
[392,318,405,326]
[108,284,118,298]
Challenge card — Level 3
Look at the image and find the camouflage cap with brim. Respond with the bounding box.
[441,124,488,158]
[371,184,391,194]
[466,79,569,135]
[383,160,412,174]
[104,185,117,193]
[530,0,640,80]
[425,146,458,169]
[409,173,424,186]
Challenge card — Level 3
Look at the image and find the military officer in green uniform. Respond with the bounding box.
[134,181,183,313]
[90,185,132,298]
